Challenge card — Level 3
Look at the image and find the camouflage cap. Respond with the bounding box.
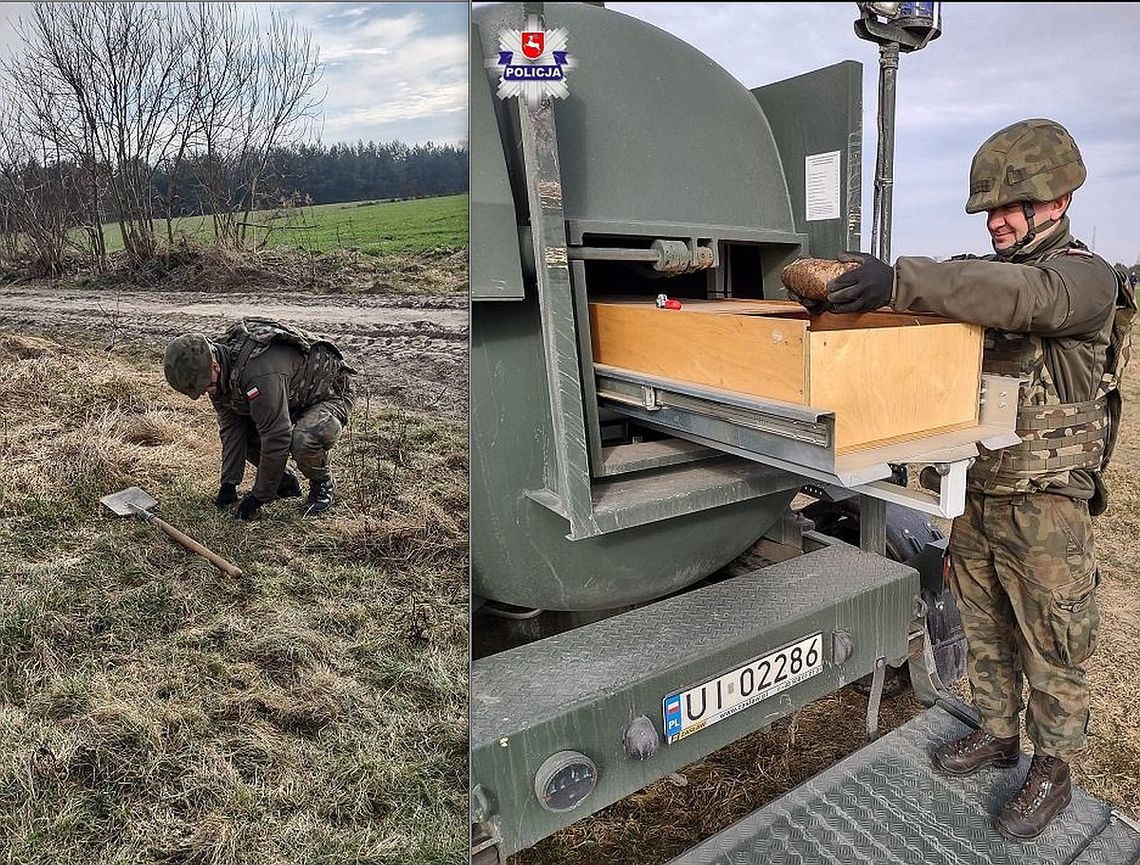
[965,118,1086,214]
[163,333,214,399]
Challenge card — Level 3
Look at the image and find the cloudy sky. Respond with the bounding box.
[607,2,1140,267]
[270,2,467,146]
[0,2,468,148]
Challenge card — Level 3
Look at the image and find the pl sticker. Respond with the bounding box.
[489,16,575,105]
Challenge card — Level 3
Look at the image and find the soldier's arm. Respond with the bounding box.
[213,401,248,486]
[893,256,1116,338]
[246,373,292,503]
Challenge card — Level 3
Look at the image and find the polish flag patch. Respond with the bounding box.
[246,386,261,400]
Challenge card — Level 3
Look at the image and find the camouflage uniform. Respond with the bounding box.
[890,122,1127,759]
[802,118,1135,834]
[209,319,356,504]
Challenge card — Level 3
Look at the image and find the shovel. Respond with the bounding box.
[100,486,243,578]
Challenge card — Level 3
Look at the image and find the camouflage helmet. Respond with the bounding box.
[965,118,1086,214]
[163,333,214,399]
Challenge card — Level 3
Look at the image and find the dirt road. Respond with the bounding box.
[0,285,468,419]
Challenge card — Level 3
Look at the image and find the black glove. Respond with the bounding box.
[788,290,831,316]
[236,493,263,521]
[215,482,239,510]
[826,251,894,314]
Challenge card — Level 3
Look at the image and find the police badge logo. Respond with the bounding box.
[489,15,574,106]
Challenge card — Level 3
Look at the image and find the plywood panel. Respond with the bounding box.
[598,298,809,317]
[589,302,809,404]
[593,297,961,327]
[808,322,983,454]
[805,310,965,330]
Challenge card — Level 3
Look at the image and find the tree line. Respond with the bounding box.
[0,2,436,277]
[152,141,469,217]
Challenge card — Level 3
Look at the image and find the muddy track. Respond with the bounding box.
[0,285,469,421]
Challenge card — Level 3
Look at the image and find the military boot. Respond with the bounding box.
[304,478,336,516]
[995,754,1072,841]
[932,729,1020,776]
[277,469,303,499]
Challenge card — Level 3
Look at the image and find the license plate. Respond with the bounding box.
[662,632,824,744]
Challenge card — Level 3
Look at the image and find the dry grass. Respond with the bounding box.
[0,331,468,864]
[1078,356,1140,814]
[517,363,1140,865]
[58,242,467,298]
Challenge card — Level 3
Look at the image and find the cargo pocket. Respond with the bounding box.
[1048,568,1100,666]
[1047,495,1094,577]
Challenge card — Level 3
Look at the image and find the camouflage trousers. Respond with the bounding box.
[246,387,353,483]
[290,396,351,482]
[947,491,1100,761]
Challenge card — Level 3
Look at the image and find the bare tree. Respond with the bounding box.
[0,1,324,274]
[0,102,78,277]
[46,3,194,263]
[188,5,323,248]
[158,4,214,245]
[185,2,260,246]
[237,11,323,247]
[1,14,107,270]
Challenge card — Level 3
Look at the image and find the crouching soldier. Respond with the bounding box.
[163,317,356,519]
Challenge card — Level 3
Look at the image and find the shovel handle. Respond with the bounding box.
[149,514,244,578]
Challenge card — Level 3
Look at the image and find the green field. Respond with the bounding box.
[100,193,468,257]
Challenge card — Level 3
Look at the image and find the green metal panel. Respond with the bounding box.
[470,2,814,610]
[475,3,797,238]
[470,300,798,610]
[470,543,919,855]
[470,22,526,301]
[751,61,863,261]
[515,64,598,535]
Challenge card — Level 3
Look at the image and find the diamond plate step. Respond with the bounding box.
[1071,818,1140,865]
[669,706,1140,865]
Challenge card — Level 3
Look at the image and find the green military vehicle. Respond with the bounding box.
[469,3,1140,862]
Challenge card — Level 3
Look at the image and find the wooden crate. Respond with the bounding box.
[588,298,984,455]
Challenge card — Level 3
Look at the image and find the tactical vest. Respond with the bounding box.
[218,317,353,399]
[970,247,1136,504]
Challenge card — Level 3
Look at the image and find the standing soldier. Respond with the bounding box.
[163,318,357,520]
[796,118,1135,840]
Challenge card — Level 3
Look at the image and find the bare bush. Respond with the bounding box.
[0,100,84,276]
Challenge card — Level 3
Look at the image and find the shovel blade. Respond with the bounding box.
[101,486,159,517]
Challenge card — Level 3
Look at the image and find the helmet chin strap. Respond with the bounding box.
[994,201,1060,260]
[213,343,231,396]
